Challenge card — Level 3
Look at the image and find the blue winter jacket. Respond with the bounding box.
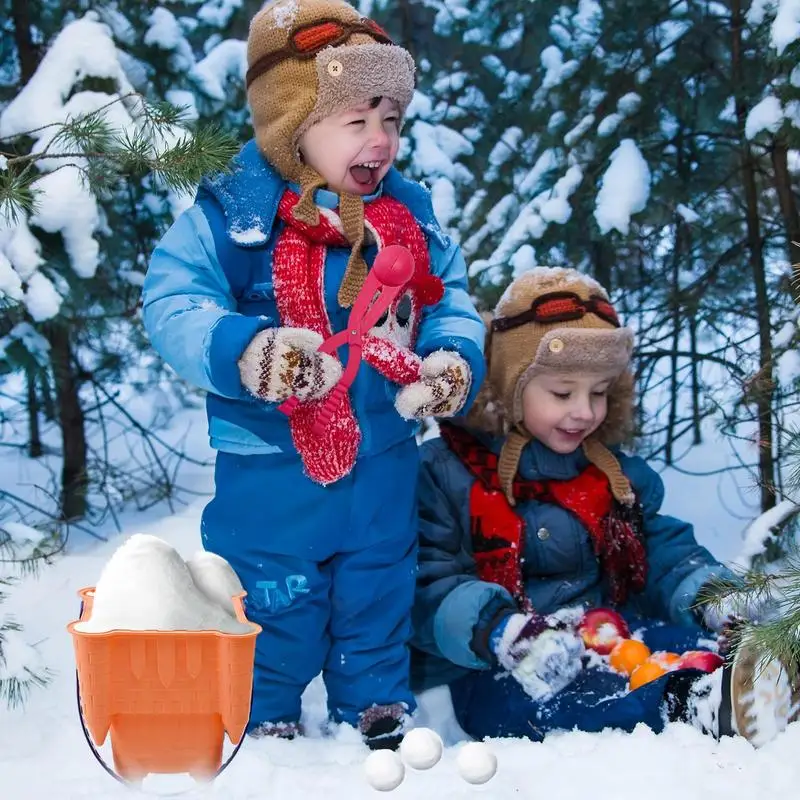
[141,141,485,458]
[410,430,736,692]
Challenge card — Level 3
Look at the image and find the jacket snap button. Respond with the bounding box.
[537,527,550,541]
[327,59,343,77]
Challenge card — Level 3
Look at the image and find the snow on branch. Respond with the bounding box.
[730,499,800,570]
[0,13,238,321]
[594,139,651,235]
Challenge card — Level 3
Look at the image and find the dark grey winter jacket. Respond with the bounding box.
[410,432,734,692]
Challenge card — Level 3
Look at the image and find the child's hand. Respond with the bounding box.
[394,350,471,420]
[492,613,585,702]
[696,581,772,633]
[238,328,342,403]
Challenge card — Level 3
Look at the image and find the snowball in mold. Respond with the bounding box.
[185,550,244,616]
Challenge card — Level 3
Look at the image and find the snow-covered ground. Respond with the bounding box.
[2,407,800,799]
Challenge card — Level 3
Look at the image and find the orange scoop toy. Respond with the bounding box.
[67,587,261,784]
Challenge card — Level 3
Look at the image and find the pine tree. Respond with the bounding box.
[0,6,238,708]
[378,0,799,515]
[1,10,239,523]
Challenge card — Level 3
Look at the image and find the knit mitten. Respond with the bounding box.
[492,613,585,702]
[238,328,342,404]
[394,350,471,420]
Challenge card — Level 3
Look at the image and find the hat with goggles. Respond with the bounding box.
[487,267,636,507]
[246,0,416,306]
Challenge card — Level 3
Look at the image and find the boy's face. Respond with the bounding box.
[521,370,617,454]
[298,97,401,196]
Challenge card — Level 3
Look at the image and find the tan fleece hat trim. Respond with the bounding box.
[511,327,634,423]
[293,43,415,148]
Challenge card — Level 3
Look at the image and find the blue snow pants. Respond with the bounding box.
[450,617,711,741]
[200,437,419,730]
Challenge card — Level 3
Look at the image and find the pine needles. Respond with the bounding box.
[0,93,239,222]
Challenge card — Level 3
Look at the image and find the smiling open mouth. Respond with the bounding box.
[350,160,382,185]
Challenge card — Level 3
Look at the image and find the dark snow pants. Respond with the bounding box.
[450,617,711,740]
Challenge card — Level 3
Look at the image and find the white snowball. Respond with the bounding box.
[456,741,497,785]
[185,550,243,616]
[399,727,443,770]
[364,749,405,792]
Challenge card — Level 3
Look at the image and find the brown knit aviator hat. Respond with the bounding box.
[487,267,636,506]
[246,0,416,306]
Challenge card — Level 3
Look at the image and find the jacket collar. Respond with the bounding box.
[476,429,588,481]
[517,438,588,481]
[199,139,447,248]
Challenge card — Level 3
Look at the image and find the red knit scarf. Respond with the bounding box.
[439,423,647,606]
[272,190,444,485]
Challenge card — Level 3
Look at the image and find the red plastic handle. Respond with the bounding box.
[311,383,348,437]
[278,396,300,417]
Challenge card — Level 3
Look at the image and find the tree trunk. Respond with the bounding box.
[688,307,702,445]
[26,369,42,458]
[45,324,88,521]
[665,221,682,465]
[10,0,38,82]
[12,0,43,459]
[770,140,800,303]
[591,238,613,291]
[39,369,56,421]
[732,0,776,512]
[13,1,90,517]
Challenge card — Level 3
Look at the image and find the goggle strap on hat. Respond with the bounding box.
[246,16,394,88]
[492,291,620,334]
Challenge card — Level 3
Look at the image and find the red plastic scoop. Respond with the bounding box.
[278,245,415,436]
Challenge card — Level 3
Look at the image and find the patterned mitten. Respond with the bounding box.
[492,613,585,702]
[394,350,471,420]
[238,327,342,404]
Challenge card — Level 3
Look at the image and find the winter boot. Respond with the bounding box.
[248,721,303,741]
[664,644,800,747]
[358,703,407,751]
